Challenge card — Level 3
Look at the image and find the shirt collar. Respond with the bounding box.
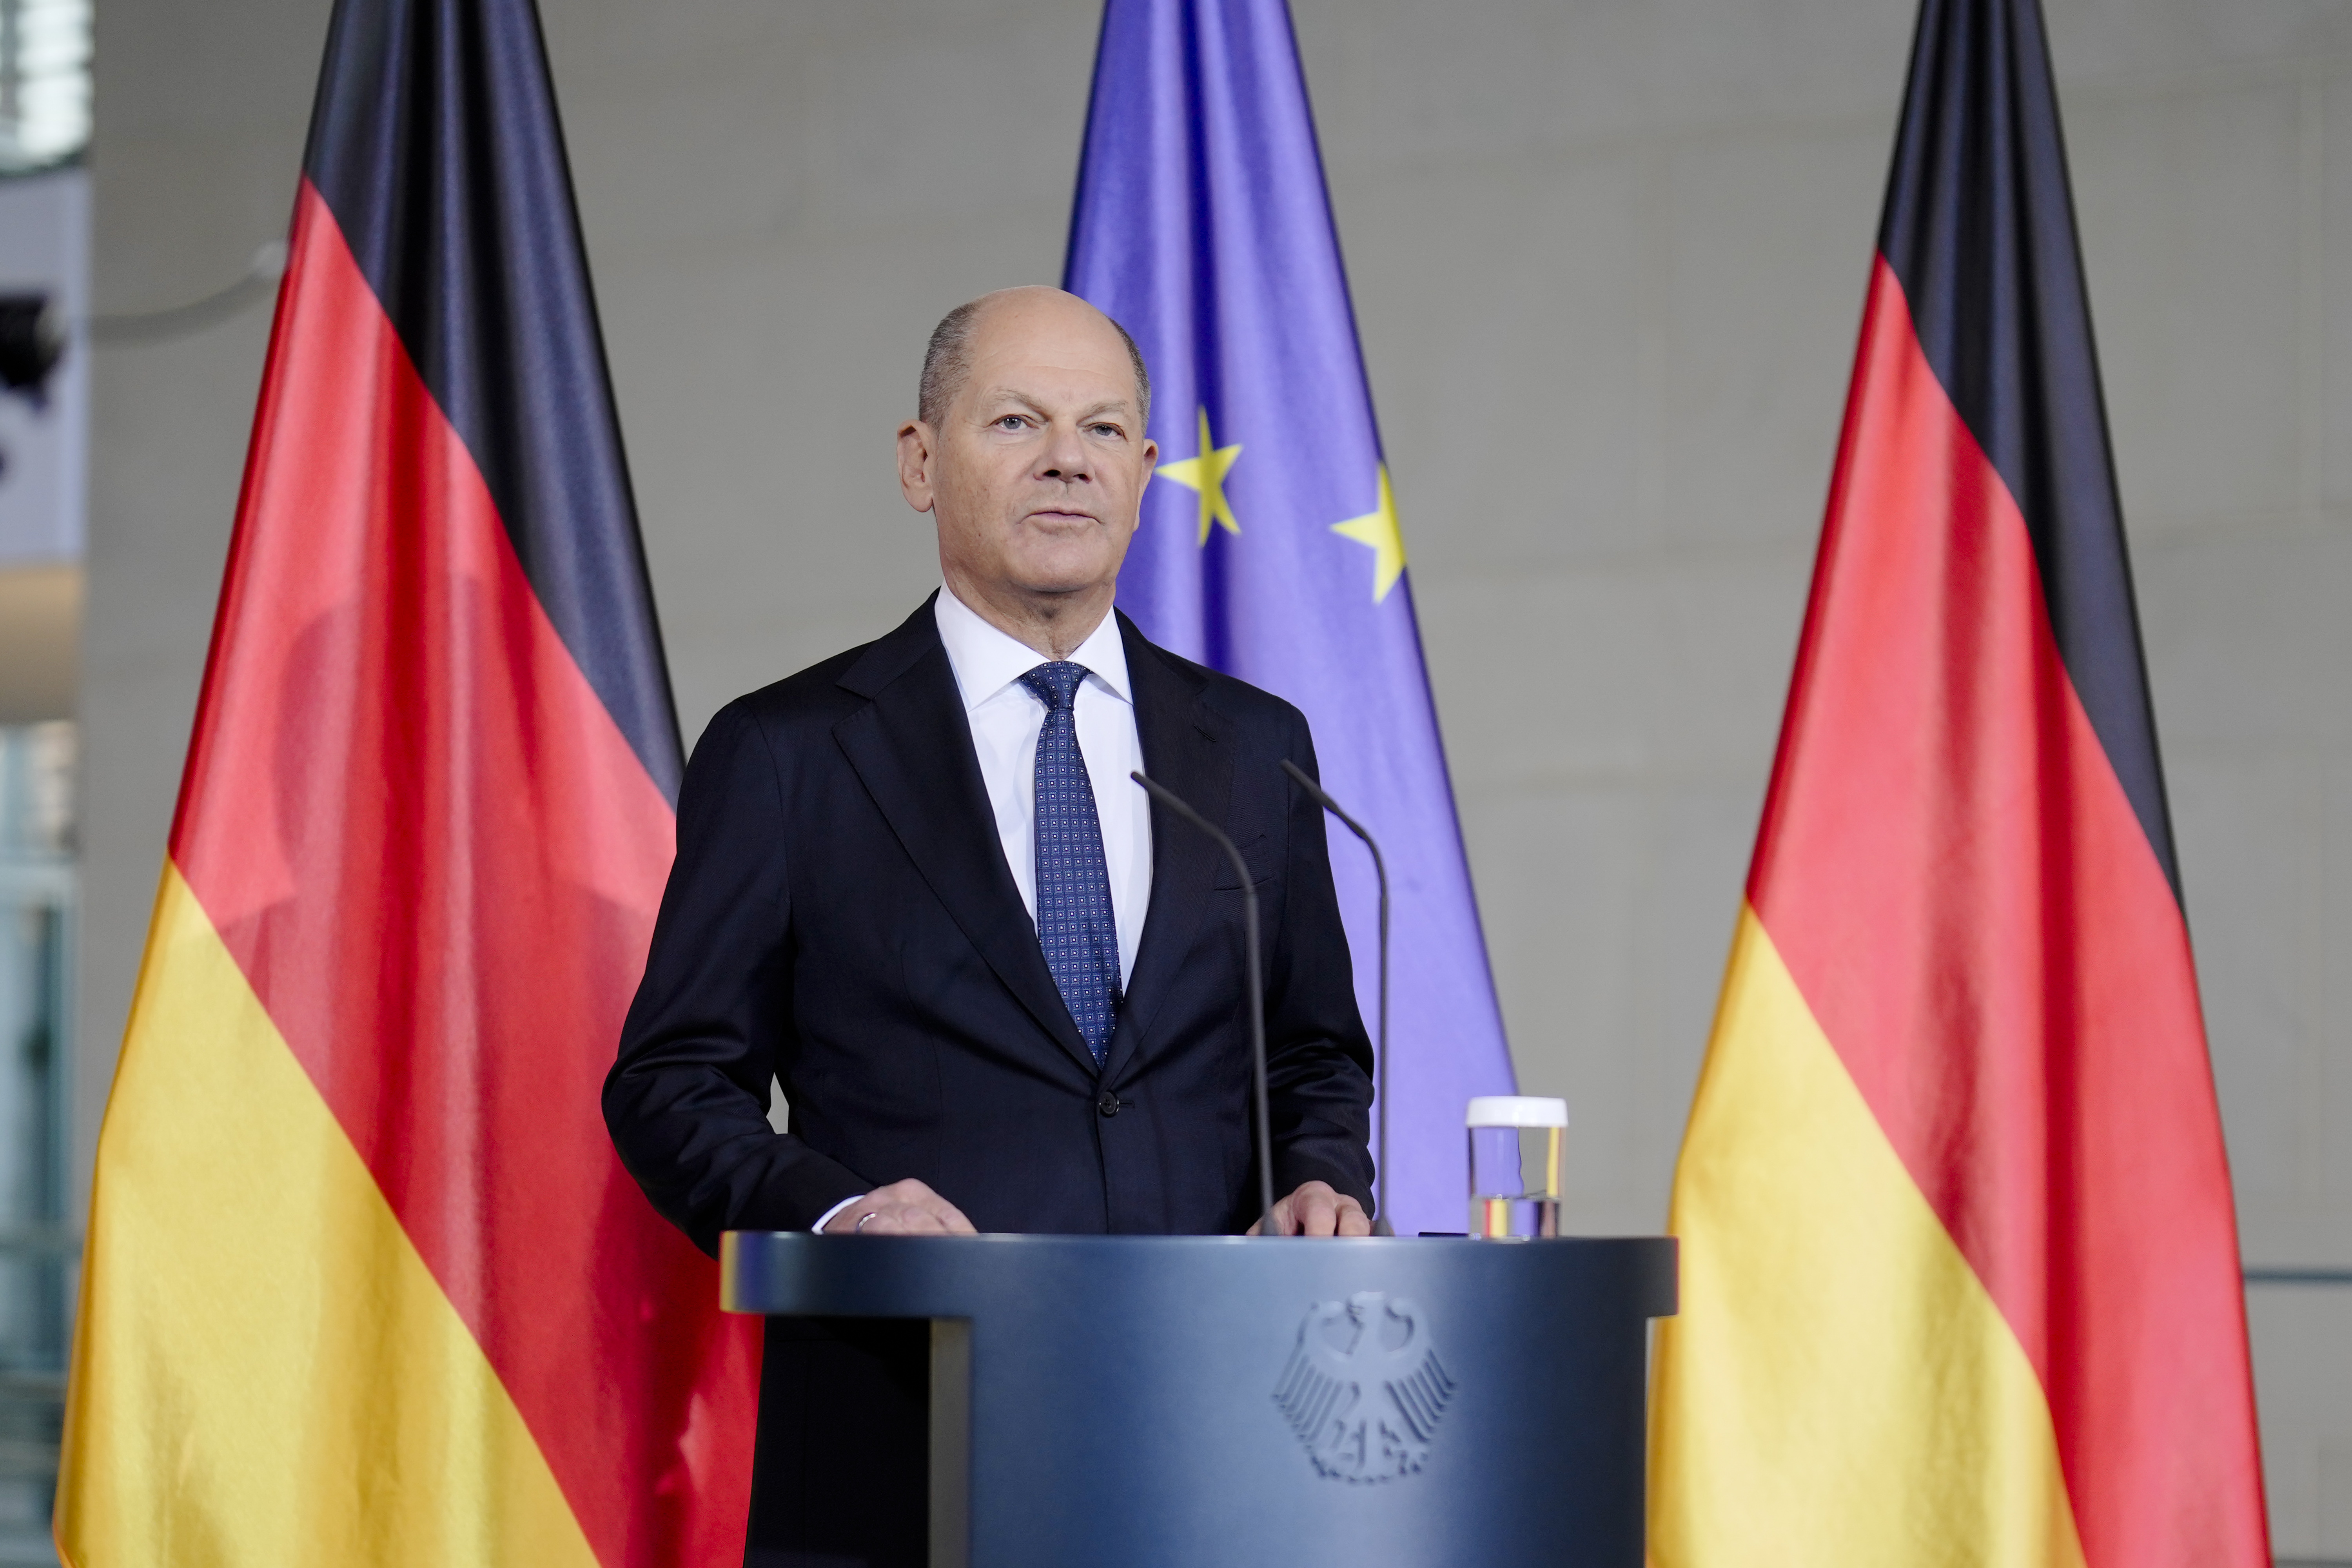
[934,583,1134,711]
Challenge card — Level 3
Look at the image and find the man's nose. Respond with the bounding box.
[1038,422,1092,482]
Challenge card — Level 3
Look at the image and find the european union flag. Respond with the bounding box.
[1065,0,1515,1237]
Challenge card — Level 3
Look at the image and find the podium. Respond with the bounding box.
[722,1233,1676,1567]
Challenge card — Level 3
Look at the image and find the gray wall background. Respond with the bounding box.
[78,0,2352,1552]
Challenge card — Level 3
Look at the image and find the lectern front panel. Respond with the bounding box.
[723,1233,1675,1568]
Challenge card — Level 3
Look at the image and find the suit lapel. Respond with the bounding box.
[1105,614,1234,1083]
[833,600,1100,1078]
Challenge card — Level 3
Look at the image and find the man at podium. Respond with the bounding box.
[605,285,1377,1248]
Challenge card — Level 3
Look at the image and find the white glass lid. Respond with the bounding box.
[1465,1095,1569,1129]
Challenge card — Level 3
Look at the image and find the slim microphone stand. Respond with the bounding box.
[1280,760,1391,1236]
[1130,771,1277,1239]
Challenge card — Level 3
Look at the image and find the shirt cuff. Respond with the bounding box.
[812,1193,866,1234]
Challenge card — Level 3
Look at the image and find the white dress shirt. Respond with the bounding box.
[813,587,1155,1231]
[932,583,1153,987]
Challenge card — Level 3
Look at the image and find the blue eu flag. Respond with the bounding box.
[1065,0,1515,1237]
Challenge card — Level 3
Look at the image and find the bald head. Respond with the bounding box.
[919,287,1151,431]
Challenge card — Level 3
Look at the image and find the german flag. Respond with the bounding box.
[1649,1,2270,1563]
[54,0,757,1561]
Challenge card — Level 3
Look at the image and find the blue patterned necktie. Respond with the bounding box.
[1020,661,1121,1065]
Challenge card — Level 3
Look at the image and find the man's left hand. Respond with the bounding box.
[1247,1180,1373,1237]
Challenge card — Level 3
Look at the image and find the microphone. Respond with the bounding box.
[1129,771,1277,1239]
[1280,761,1393,1237]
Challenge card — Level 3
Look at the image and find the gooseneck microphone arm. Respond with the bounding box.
[1130,771,1278,1238]
[1281,760,1391,1235]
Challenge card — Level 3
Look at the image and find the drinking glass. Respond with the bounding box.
[1466,1095,1568,1239]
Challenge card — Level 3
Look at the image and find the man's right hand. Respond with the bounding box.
[823,1178,978,1236]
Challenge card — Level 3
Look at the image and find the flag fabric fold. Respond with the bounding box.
[56,1,758,1562]
[1063,0,1514,1238]
[1649,2,2269,1564]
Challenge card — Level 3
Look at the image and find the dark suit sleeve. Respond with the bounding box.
[604,701,869,1253]
[1259,710,1379,1216]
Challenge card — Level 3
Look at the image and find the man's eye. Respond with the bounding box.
[995,415,1025,430]
[1089,424,1122,438]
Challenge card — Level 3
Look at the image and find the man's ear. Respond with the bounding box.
[897,420,937,514]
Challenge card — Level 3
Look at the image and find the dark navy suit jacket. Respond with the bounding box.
[605,597,1376,1246]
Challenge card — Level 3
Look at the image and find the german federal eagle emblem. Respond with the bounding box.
[1271,1291,1454,1482]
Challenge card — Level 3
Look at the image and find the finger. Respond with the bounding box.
[1337,1201,1372,1238]
[1302,1190,1341,1237]
[935,1201,980,1236]
[1279,1183,1330,1236]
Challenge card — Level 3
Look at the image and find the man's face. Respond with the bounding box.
[899,292,1157,608]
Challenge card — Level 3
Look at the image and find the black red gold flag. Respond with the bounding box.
[1651,2,2269,1563]
[57,1,757,1561]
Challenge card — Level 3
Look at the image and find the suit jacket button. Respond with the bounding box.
[1097,1092,1120,1117]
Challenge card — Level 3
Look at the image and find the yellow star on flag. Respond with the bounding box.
[1331,465,1406,603]
[1154,407,1243,545]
